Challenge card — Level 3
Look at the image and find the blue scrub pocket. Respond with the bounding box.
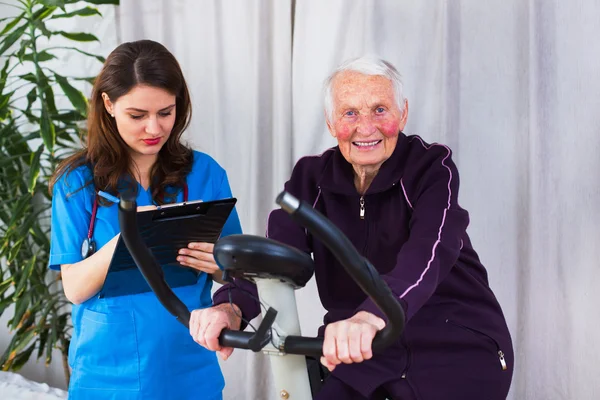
[75,308,140,391]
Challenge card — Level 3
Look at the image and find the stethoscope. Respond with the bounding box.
[81,183,189,259]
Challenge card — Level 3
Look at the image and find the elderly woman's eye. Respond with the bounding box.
[376,107,385,113]
[345,111,356,117]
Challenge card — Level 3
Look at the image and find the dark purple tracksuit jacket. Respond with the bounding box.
[214,133,514,399]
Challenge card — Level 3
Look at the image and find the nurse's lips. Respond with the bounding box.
[143,138,161,146]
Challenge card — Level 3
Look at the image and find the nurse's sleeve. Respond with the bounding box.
[357,144,469,322]
[48,170,91,270]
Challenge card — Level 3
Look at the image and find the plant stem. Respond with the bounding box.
[60,338,70,386]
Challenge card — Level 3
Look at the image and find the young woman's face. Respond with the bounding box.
[103,84,176,163]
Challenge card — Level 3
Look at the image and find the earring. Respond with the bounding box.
[110,113,114,118]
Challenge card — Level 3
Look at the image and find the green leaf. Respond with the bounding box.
[83,0,120,5]
[55,31,99,42]
[16,309,35,333]
[46,313,57,364]
[33,20,53,39]
[0,12,24,36]
[18,73,36,83]
[25,87,36,111]
[71,75,96,85]
[0,58,9,92]
[0,278,13,297]
[39,72,58,114]
[40,103,56,152]
[38,0,65,7]
[39,297,59,323]
[10,343,35,372]
[0,91,12,120]
[0,296,12,316]
[58,46,105,63]
[55,74,88,116]
[28,145,44,193]
[51,6,101,19]
[51,110,84,123]
[32,6,57,21]
[0,332,18,368]
[0,24,27,57]
[10,292,30,330]
[7,197,29,234]
[36,328,49,360]
[13,256,35,298]
[7,239,24,263]
[22,50,57,62]
[11,328,36,356]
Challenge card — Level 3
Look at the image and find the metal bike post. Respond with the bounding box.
[256,278,313,400]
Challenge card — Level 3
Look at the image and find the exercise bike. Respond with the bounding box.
[118,191,406,399]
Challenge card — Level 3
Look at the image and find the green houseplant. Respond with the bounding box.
[0,0,118,385]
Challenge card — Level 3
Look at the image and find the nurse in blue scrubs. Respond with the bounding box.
[48,40,240,400]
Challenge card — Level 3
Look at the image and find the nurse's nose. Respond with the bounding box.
[145,116,160,135]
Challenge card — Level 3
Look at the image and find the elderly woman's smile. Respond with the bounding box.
[353,139,383,149]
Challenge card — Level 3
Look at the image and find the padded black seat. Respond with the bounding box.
[214,234,314,289]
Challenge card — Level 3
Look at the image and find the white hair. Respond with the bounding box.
[323,56,405,122]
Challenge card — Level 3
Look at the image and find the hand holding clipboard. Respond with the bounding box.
[98,197,237,298]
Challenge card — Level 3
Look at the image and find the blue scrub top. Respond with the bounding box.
[49,151,242,400]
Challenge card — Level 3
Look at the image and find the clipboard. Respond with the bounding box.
[98,197,237,298]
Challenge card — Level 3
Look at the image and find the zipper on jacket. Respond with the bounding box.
[359,196,365,219]
[446,319,508,371]
[400,334,412,379]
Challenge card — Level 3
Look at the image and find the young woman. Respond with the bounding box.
[49,40,241,400]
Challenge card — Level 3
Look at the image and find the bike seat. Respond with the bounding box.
[214,235,314,289]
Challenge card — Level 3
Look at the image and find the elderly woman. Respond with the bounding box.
[191,57,514,400]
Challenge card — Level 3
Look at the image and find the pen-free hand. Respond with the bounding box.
[137,205,157,212]
[177,242,221,275]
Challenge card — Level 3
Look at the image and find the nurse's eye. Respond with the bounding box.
[158,111,172,117]
[129,114,144,120]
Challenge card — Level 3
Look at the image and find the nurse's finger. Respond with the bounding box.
[136,205,157,212]
[179,248,215,263]
[177,257,220,274]
[188,242,214,253]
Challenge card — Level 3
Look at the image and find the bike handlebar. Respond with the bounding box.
[118,191,405,357]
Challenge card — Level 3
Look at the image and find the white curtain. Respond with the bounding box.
[10,0,600,399]
[117,1,293,399]
[292,1,600,400]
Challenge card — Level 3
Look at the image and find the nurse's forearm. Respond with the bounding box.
[60,234,120,305]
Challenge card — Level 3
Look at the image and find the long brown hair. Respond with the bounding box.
[50,40,193,205]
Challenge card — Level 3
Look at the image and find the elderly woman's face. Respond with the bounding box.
[327,71,407,171]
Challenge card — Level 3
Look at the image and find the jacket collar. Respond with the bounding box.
[318,132,408,195]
